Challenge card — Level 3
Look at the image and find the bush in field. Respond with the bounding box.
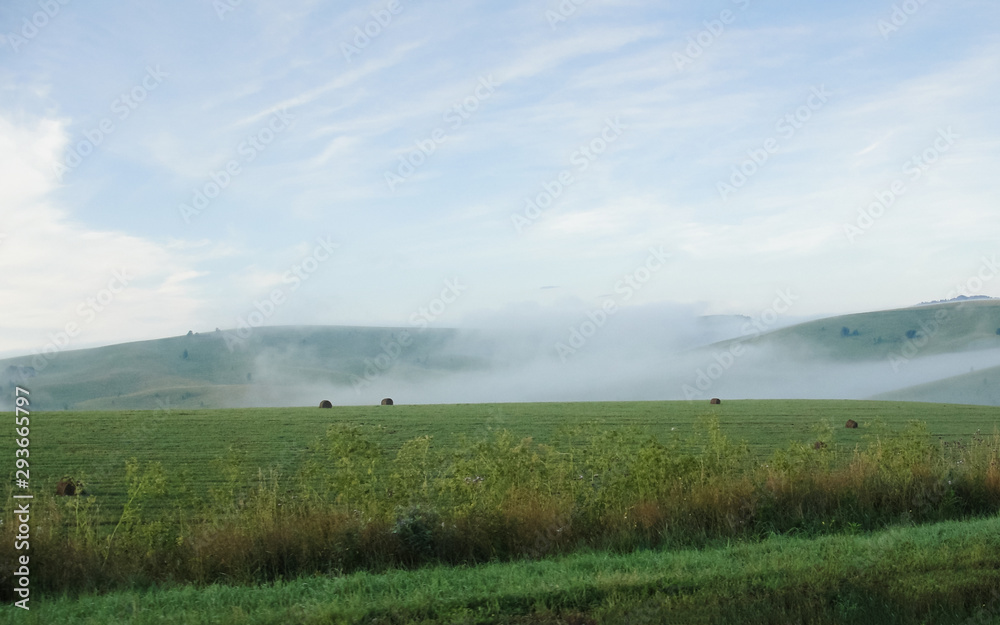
[393,506,439,560]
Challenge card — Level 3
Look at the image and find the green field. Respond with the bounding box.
[3,399,1000,624]
[9,399,1000,512]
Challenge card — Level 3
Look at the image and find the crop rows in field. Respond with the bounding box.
[5,400,999,519]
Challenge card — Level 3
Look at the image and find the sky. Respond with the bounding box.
[1,0,999,358]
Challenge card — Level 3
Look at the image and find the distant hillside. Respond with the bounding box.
[872,363,1000,407]
[734,300,1000,361]
[0,326,490,411]
[5,301,1000,410]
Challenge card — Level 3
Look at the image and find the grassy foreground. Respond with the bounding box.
[4,411,999,600]
[6,514,1000,625]
[3,401,1000,623]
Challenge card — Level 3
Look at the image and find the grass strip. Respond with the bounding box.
[8,514,1000,625]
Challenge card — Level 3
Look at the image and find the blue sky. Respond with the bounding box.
[1,0,998,355]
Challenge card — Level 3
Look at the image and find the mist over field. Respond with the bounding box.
[247,298,1000,407]
[289,306,1000,407]
[6,298,999,411]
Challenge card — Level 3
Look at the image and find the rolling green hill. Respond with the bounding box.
[1,326,489,411]
[4,300,1000,410]
[734,299,1000,361]
[873,362,1000,405]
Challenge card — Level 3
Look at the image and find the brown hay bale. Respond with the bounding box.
[318,400,333,408]
[813,441,827,450]
[380,398,393,406]
[845,419,858,429]
[56,479,76,496]
[709,398,721,405]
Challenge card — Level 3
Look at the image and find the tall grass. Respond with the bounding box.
[15,515,1000,625]
[3,418,999,598]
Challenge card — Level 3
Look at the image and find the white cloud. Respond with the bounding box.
[0,113,209,354]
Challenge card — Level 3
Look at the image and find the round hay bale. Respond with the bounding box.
[845,419,858,429]
[56,479,76,496]
[318,400,333,408]
[709,398,721,405]
[380,398,393,406]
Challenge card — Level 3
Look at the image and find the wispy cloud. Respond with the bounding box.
[0,0,998,353]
